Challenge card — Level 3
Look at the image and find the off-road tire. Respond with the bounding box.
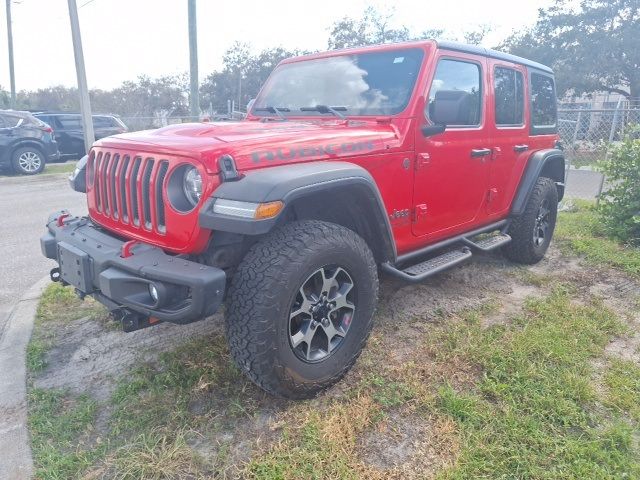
[225,220,378,399]
[11,146,45,175]
[503,176,558,264]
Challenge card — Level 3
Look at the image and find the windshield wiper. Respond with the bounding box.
[253,106,290,120]
[300,105,347,119]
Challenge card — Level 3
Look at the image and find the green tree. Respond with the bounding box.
[107,75,189,118]
[502,0,640,98]
[463,24,493,46]
[599,127,640,245]
[15,86,79,111]
[200,42,299,112]
[327,7,412,49]
[327,7,490,49]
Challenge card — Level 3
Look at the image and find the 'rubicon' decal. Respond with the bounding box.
[251,140,376,163]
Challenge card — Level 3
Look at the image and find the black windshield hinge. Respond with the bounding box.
[218,155,242,182]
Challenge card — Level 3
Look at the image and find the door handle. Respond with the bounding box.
[471,148,491,158]
[514,144,529,152]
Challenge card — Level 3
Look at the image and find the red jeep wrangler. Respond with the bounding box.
[42,40,564,399]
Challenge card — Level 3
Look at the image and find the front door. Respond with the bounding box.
[412,53,490,239]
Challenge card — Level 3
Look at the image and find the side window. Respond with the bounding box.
[494,67,524,126]
[427,59,482,127]
[93,116,114,128]
[530,73,556,128]
[57,115,83,130]
[3,114,22,127]
[0,115,6,128]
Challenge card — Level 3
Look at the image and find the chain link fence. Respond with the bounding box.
[557,99,639,200]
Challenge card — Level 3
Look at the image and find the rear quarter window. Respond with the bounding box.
[56,115,83,129]
[1,113,24,127]
[530,72,557,134]
[93,116,118,128]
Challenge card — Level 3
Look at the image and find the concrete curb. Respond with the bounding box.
[0,275,50,480]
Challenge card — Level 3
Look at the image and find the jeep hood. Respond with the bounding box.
[94,120,407,173]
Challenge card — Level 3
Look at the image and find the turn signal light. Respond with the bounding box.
[254,201,284,219]
[213,199,284,220]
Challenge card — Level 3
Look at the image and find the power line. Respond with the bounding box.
[79,0,98,9]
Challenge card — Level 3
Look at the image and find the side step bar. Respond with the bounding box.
[382,248,472,283]
[383,229,512,284]
[462,232,511,252]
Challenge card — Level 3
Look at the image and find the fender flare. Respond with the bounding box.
[511,148,565,217]
[198,161,397,262]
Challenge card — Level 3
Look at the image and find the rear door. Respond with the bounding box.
[54,115,85,157]
[486,60,529,216]
[412,52,491,239]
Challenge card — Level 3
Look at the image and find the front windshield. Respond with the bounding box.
[252,48,424,117]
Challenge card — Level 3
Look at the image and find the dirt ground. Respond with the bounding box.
[29,243,640,477]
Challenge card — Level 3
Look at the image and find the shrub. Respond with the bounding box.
[598,126,640,245]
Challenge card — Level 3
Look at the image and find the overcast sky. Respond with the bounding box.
[0,0,554,91]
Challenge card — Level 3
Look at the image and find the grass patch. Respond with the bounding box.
[604,358,640,422]
[429,288,639,479]
[246,396,382,479]
[109,334,259,439]
[556,203,640,278]
[28,388,102,479]
[29,331,261,478]
[27,283,107,373]
[101,429,209,479]
[27,245,640,478]
[514,267,551,287]
[81,334,263,476]
[43,162,76,175]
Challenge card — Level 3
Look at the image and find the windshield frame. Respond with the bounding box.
[250,44,429,120]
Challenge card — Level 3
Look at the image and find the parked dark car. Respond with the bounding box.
[34,113,128,158]
[0,110,60,175]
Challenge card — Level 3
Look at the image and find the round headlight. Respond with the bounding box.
[183,167,202,206]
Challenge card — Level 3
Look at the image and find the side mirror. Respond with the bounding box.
[421,124,446,137]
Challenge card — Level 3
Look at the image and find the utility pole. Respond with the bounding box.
[67,0,94,154]
[188,0,200,120]
[5,0,16,108]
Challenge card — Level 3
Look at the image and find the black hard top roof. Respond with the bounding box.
[436,40,553,74]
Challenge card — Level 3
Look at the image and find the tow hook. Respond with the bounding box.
[50,267,61,282]
[112,308,162,333]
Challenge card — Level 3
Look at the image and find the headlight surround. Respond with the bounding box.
[167,164,205,213]
[182,166,202,207]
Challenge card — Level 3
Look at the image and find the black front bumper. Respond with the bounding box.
[41,212,226,324]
